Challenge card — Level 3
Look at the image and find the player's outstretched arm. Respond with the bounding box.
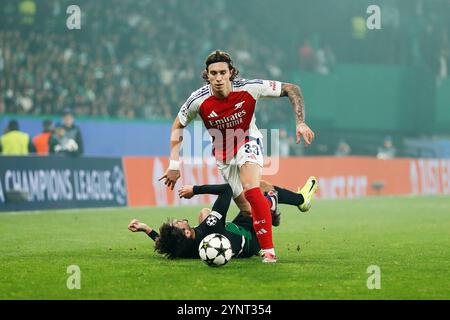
[178,185,195,199]
[280,83,315,145]
[128,219,152,233]
[179,184,232,220]
[128,219,159,241]
[178,184,231,198]
[159,116,185,190]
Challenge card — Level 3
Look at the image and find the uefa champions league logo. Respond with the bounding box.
[112,166,126,205]
[206,215,218,226]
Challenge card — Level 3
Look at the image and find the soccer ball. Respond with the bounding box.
[198,233,233,267]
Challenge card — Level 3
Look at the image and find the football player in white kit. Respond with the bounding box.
[160,50,316,262]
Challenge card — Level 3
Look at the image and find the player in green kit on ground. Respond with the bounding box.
[128,177,318,259]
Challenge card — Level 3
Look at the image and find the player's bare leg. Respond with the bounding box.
[259,180,274,193]
[233,193,252,217]
[240,162,277,263]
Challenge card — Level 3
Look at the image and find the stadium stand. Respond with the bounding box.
[1,0,449,156]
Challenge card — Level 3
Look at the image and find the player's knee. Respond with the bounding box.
[259,180,273,193]
[240,163,261,190]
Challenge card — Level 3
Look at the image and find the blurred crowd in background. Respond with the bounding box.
[0,0,287,119]
[1,0,449,157]
[2,0,448,118]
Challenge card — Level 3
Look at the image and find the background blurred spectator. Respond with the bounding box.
[335,139,351,157]
[299,40,315,72]
[32,119,53,155]
[315,45,336,75]
[377,136,397,159]
[61,108,83,156]
[279,128,290,157]
[18,0,36,26]
[49,122,79,157]
[0,119,32,155]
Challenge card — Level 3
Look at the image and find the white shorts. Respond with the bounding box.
[216,139,264,198]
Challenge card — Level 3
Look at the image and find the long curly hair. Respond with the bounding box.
[154,219,197,259]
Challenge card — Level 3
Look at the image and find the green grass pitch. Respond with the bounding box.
[0,196,449,300]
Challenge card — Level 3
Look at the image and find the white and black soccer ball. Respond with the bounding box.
[198,233,233,267]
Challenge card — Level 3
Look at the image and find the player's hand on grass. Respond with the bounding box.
[159,168,181,190]
[296,123,315,145]
[128,219,151,233]
[178,185,194,199]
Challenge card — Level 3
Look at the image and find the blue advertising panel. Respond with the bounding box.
[0,156,127,212]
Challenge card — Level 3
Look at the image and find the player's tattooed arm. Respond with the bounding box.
[281,82,315,145]
[280,83,305,125]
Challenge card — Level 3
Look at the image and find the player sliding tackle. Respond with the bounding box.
[159,50,315,263]
[128,179,318,259]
